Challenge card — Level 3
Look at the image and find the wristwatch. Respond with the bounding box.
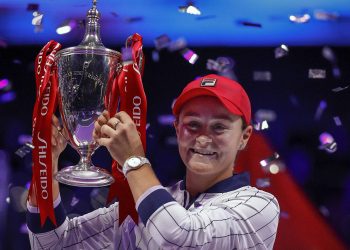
[122,156,151,176]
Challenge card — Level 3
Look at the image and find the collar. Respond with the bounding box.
[179,172,250,193]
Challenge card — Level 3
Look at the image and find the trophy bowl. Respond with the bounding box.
[54,46,121,187]
[52,0,122,187]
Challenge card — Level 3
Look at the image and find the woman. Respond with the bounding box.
[27,74,279,249]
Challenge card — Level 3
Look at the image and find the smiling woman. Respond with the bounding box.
[175,96,250,192]
[26,73,280,249]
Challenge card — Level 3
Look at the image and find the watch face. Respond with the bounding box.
[128,157,141,168]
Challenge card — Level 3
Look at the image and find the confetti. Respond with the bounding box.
[255,109,277,122]
[289,14,311,23]
[19,223,28,234]
[70,196,80,207]
[322,47,341,78]
[260,152,280,167]
[110,12,118,18]
[18,134,32,145]
[253,71,272,81]
[15,142,34,158]
[165,136,178,146]
[125,16,143,23]
[152,50,160,62]
[319,205,330,217]
[238,21,262,28]
[32,12,44,26]
[206,57,235,73]
[269,163,280,174]
[322,46,336,64]
[168,38,187,52]
[181,48,199,64]
[308,69,326,79]
[280,211,290,219]
[0,91,16,103]
[332,67,341,78]
[154,34,171,50]
[206,59,220,71]
[157,114,175,125]
[178,5,201,15]
[274,44,289,59]
[253,120,269,131]
[0,79,11,90]
[333,116,342,126]
[314,100,327,121]
[318,132,337,153]
[332,85,349,92]
[256,178,271,188]
[314,10,339,21]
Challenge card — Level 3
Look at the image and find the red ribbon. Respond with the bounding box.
[106,33,147,225]
[29,40,61,226]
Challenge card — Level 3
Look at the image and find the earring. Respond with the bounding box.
[239,143,244,150]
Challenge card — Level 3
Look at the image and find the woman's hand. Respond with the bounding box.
[51,115,68,169]
[94,111,144,166]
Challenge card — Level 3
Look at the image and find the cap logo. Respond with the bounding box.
[200,78,217,87]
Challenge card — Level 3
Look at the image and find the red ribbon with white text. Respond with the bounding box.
[29,40,61,226]
[106,33,147,225]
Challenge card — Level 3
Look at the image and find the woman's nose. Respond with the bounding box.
[196,135,212,145]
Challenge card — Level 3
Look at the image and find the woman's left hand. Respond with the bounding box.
[95,111,145,166]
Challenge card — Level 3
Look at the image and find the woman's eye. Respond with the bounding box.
[186,122,200,130]
[213,124,226,132]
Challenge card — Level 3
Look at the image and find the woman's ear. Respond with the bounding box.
[240,125,253,150]
[174,120,179,137]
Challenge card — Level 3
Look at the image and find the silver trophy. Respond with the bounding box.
[54,0,121,187]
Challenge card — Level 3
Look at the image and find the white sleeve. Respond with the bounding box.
[137,188,280,249]
[27,201,118,249]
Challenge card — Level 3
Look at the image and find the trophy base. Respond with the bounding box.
[55,165,115,187]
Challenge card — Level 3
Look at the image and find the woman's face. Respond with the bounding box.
[175,96,251,178]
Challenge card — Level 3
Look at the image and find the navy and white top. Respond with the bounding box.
[27,173,280,249]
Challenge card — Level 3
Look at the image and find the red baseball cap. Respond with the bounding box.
[172,74,251,124]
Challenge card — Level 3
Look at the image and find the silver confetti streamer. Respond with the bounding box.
[260,152,280,167]
[332,85,349,92]
[333,116,342,126]
[253,71,272,81]
[256,178,271,188]
[15,142,34,158]
[308,69,326,79]
[274,44,289,59]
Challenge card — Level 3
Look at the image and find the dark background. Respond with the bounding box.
[0,45,349,249]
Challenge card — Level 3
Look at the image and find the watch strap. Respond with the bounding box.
[123,156,150,176]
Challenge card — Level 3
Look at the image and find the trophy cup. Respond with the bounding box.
[54,0,120,187]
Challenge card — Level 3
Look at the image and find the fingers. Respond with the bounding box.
[107,117,121,130]
[94,110,111,139]
[52,114,60,127]
[115,111,133,124]
[94,111,136,140]
[100,123,116,138]
[51,125,58,146]
[96,137,110,147]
